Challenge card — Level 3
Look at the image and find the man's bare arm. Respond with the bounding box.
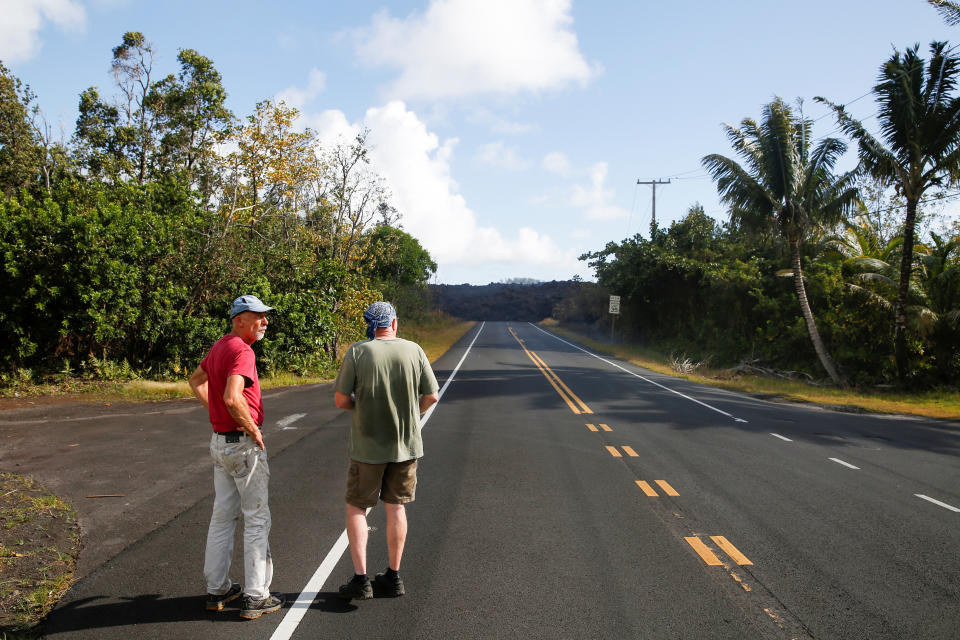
[189,366,209,409]
[223,374,266,450]
[419,392,439,415]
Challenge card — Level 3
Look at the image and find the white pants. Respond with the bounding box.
[204,432,273,600]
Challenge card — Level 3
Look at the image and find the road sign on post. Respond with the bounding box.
[608,295,620,342]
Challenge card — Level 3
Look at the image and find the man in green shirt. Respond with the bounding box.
[334,302,439,600]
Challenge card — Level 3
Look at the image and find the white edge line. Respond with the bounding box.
[770,433,793,442]
[276,413,307,428]
[528,323,747,423]
[828,457,860,470]
[915,494,960,513]
[269,321,486,640]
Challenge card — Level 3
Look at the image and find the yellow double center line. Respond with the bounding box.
[509,327,592,414]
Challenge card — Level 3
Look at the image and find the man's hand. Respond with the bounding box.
[224,374,266,451]
[246,426,266,451]
[335,391,355,410]
[419,392,439,415]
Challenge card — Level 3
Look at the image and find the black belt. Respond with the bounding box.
[215,430,248,443]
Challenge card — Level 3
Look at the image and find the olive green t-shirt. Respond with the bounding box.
[334,337,439,464]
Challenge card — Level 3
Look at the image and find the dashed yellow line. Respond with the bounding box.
[685,537,723,566]
[509,327,592,414]
[605,446,622,458]
[636,481,659,496]
[598,423,612,432]
[635,480,680,497]
[711,536,753,566]
[586,423,599,432]
[621,445,639,457]
[685,536,753,566]
[655,480,680,497]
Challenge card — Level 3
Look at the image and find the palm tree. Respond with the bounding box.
[702,97,858,386]
[919,231,960,319]
[817,42,960,381]
[929,0,960,25]
[825,218,936,335]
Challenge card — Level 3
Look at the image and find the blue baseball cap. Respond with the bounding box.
[230,295,274,318]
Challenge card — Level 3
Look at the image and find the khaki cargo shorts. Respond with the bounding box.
[345,459,418,509]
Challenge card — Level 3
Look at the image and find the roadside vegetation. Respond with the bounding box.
[543,322,960,422]
[0,33,438,398]
[0,312,471,406]
[569,34,960,393]
[3,5,960,403]
[0,474,80,638]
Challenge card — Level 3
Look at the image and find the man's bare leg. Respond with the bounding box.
[345,504,368,575]
[384,503,407,571]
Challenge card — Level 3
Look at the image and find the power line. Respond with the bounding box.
[656,89,883,179]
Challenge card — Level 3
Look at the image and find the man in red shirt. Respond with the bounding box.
[189,295,283,620]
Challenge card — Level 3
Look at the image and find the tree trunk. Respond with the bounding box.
[790,238,847,387]
[894,197,918,381]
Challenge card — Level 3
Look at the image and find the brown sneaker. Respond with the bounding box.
[239,593,284,619]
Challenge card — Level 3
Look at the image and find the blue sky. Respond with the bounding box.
[2,0,957,284]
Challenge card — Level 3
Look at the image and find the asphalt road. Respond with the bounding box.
[30,321,960,639]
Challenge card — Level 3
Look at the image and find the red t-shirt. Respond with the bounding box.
[200,334,264,432]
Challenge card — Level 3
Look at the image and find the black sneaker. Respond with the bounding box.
[338,574,373,600]
[205,583,241,611]
[239,593,284,619]
[374,571,405,597]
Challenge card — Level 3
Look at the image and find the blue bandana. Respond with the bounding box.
[363,302,396,339]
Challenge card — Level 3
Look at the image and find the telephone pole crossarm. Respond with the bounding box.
[636,178,671,236]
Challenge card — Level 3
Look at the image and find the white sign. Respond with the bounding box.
[609,295,621,315]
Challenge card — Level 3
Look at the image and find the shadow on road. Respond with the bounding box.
[309,591,358,613]
[41,592,293,634]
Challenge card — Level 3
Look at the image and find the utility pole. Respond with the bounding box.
[636,179,670,237]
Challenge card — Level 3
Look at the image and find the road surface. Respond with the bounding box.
[32,322,960,639]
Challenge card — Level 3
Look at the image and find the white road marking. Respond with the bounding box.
[270,322,486,640]
[276,413,306,429]
[529,323,748,423]
[915,494,960,513]
[770,433,793,442]
[829,458,860,470]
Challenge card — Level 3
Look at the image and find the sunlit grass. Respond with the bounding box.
[544,324,960,421]
[399,312,476,363]
[3,313,473,405]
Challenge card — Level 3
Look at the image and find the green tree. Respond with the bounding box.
[151,48,234,197]
[111,31,157,184]
[702,97,858,386]
[817,41,960,381]
[364,225,437,287]
[74,87,126,181]
[0,62,42,196]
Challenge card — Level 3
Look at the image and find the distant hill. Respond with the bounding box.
[430,281,581,321]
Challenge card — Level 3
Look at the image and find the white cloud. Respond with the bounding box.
[467,108,536,135]
[0,0,85,63]
[310,100,576,274]
[351,0,595,100]
[275,68,327,111]
[543,151,571,176]
[570,162,630,220]
[477,141,530,171]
